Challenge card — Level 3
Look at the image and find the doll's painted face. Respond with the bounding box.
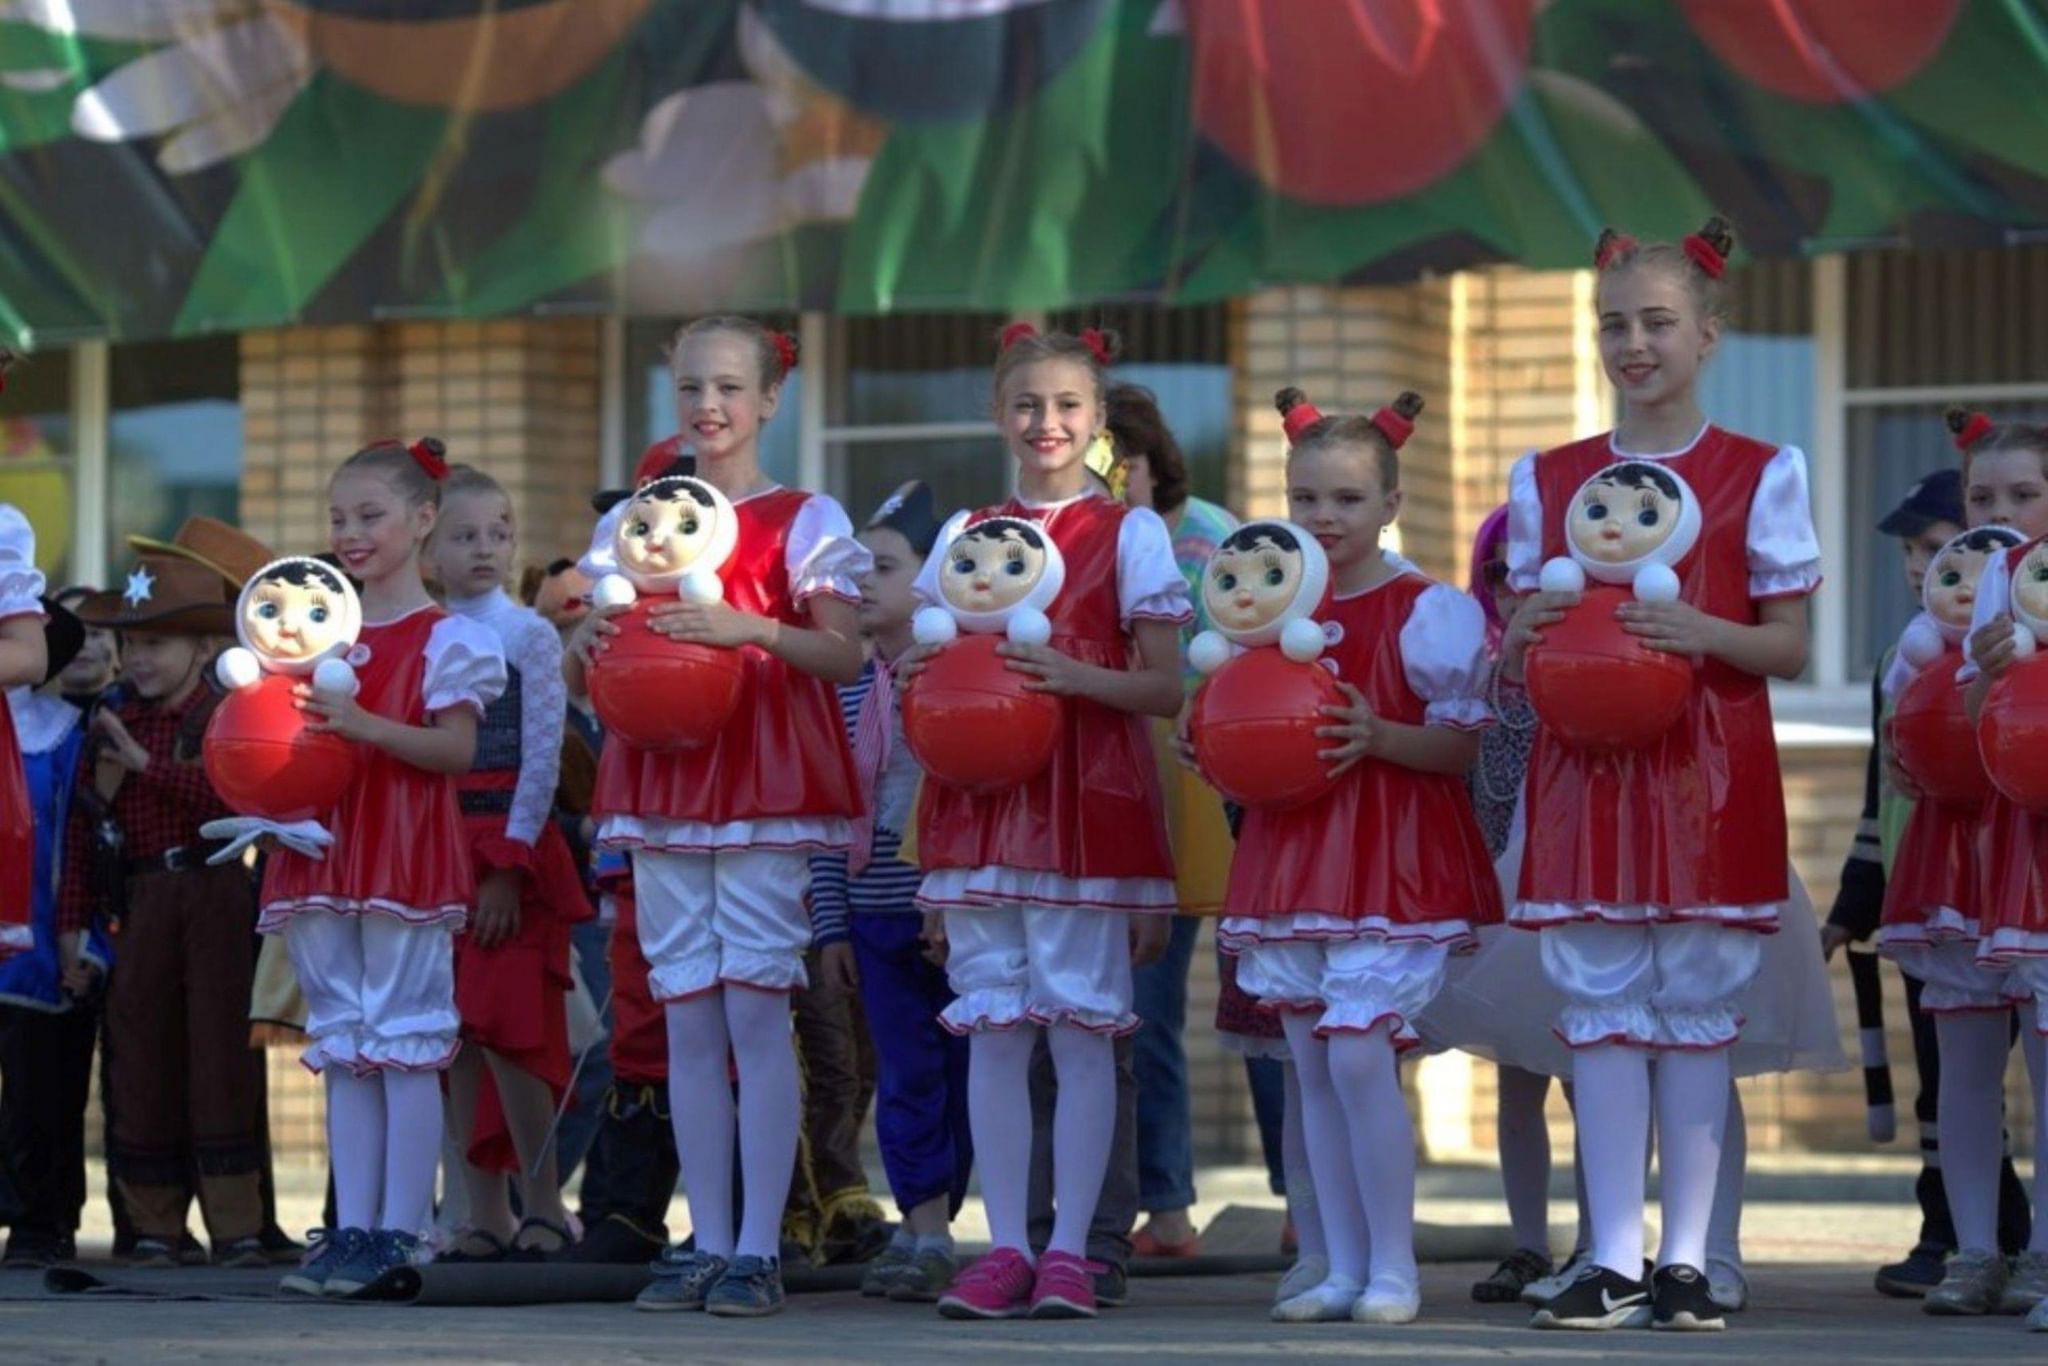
[243,563,354,664]
[1205,532,1305,634]
[617,478,721,580]
[1569,462,1685,565]
[2013,542,2048,623]
[940,519,1049,616]
[1925,541,1997,629]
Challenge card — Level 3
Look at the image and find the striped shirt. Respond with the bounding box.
[809,661,924,947]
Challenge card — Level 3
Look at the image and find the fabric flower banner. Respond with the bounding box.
[0,0,2039,345]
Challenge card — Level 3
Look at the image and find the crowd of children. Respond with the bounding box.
[3,215,2048,1338]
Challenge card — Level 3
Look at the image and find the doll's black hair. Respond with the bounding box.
[1590,462,1684,504]
[1217,523,1302,557]
[1953,526,2025,555]
[254,560,349,598]
[634,475,717,510]
[954,517,1046,553]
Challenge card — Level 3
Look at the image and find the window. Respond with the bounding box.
[107,338,240,555]
[0,350,75,587]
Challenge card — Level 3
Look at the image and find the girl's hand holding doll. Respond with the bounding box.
[1971,617,2020,681]
[648,597,768,649]
[1316,680,1382,776]
[296,683,386,744]
[999,639,1092,696]
[1616,596,1721,657]
[1500,589,1576,680]
[566,599,625,667]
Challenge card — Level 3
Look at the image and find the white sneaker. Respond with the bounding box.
[1706,1256,1748,1312]
[1271,1274,1364,1323]
[2026,1294,2048,1330]
[1521,1248,1590,1305]
[1274,1254,1330,1305]
[1352,1275,1421,1324]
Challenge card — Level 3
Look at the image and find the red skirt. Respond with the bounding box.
[1880,798,1981,938]
[259,757,474,930]
[0,708,28,956]
[916,637,1172,883]
[1976,788,2048,960]
[453,813,594,1174]
[607,890,668,1087]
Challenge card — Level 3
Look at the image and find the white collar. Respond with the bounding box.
[1608,423,1710,461]
[446,586,514,622]
[6,688,81,757]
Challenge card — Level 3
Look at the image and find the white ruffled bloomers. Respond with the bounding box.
[1508,900,1782,929]
[597,814,852,856]
[917,866,1178,916]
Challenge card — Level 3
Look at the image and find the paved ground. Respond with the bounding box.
[3,1262,2044,1364]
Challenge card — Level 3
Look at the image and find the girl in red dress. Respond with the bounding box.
[566,318,867,1317]
[427,464,594,1260]
[1501,219,1821,1332]
[0,501,48,958]
[904,325,1189,1321]
[260,438,508,1295]
[1218,389,1500,1326]
[1940,413,2048,1319]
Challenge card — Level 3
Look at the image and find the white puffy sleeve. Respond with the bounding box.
[1504,452,1543,593]
[913,509,974,610]
[423,613,508,718]
[505,612,565,848]
[576,503,624,584]
[788,494,872,609]
[1117,506,1193,627]
[1400,583,1493,731]
[0,505,44,620]
[1748,446,1823,599]
[1958,545,2013,685]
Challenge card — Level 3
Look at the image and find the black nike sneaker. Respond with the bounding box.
[1529,1259,1653,1330]
[1651,1263,1727,1331]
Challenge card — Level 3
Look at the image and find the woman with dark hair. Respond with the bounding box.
[1102,383,1242,1259]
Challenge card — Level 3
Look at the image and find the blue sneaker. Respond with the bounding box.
[325,1228,420,1298]
[279,1228,362,1297]
[634,1247,729,1312]
[705,1255,786,1318]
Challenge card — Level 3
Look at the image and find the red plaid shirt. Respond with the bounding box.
[56,686,233,934]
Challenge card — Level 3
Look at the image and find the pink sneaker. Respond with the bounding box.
[1029,1250,1103,1319]
[937,1247,1036,1320]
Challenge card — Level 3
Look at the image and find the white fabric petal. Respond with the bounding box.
[1399,582,1493,730]
[70,14,308,141]
[421,613,508,717]
[786,493,870,605]
[0,504,43,619]
[156,67,307,174]
[1504,451,1543,593]
[1746,445,1822,598]
[1116,505,1193,627]
[0,0,238,42]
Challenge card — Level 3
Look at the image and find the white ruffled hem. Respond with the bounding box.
[1215,1031,1291,1061]
[936,987,1138,1037]
[1315,1001,1423,1049]
[0,576,44,621]
[422,691,489,717]
[1750,564,1822,599]
[598,814,852,855]
[1553,1001,1743,1051]
[1979,927,2048,964]
[259,897,468,934]
[1218,913,1477,952]
[1510,900,1780,930]
[646,953,807,1003]
[300,1030,461,1076]
[1423,697,1492,731]
[917,866,1177,915]
[1877,906,1981,951]
[1124,591,1194,630]
[0,922,32,955]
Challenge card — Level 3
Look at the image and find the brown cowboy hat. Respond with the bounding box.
[127,516,274,591]
[72,554,234,636]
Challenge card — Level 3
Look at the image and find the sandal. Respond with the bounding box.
[437,1228,512,1263]
[509,1216,575,1259]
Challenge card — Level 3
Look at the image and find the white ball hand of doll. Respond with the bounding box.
[1538,557,1586,595]
[1279,616,1326,664]
[216,647,262,692]
[1006,608,1052,648]
[2014,626,2039,660]
[1632,562,1681,604]
[913,607,958,647]
[591,574,637,611]
[1898,618,1946,670]
[679,568,723,606]
[311,656,360,699]
[1188,630,1232,676]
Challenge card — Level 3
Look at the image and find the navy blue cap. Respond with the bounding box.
[865,481,944,557]
[1878,467,1963,537]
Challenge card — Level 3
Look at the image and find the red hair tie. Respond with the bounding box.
[408,438,450,482]
[999,322,1038,350]
[1594,232,1637,271]
[1953,412,1994,452]
[1280,395,1324,446]
[1079,327,1112,366]
[1682,233,1727,280]
[1369,407,1415,451]
[770,330,798,374]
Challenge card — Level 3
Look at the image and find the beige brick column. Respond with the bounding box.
[240,320,603,570]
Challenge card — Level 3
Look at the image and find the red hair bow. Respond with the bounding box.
[408,438,450,482]
[1682,233,1727,280]
[1594,232,1638,270]
[1079,327,1112,366]
[770,330,799,374]
[1952,411,1994,452]
[999,321,1038,350]
[1280,395,1324,446]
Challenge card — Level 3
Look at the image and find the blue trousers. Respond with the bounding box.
[1131,914,1202,1212]
[850,913,972,1218]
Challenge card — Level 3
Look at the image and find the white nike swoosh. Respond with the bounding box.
[1601,1289,1648,1312]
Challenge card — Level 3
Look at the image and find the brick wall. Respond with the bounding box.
[240,319,602,568]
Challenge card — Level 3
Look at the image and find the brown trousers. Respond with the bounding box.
[784,948,878,1248]
[104,862,265,1244]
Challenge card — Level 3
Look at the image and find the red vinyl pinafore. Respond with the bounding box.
[259,607,477,929]
[915,496,1176,892]
[1973,532,2048,961]
[591,489,861,848]
[1517,428,1791,922]
[1879,645,1983,942]
[1222,575,1501,943]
